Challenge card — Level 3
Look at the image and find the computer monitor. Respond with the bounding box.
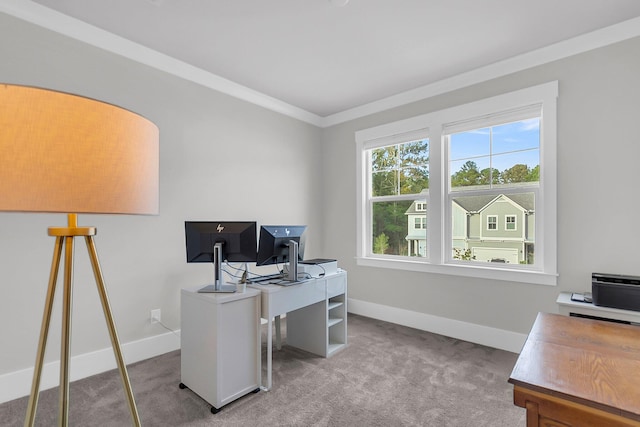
[256,225,306,282]
[185,221,257,293]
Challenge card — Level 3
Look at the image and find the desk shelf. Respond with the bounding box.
[286,271,348,358]
[328,301,343,311]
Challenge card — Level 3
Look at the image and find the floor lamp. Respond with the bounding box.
[0,84,159,427]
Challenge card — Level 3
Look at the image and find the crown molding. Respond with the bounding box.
[0,1,324,127]
[2,2,640,128]
[321,15,640,127]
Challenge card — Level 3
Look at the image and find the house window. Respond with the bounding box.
[487,216,497,230]
[355,82,558,285]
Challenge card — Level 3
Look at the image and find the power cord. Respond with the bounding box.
[153,318,180,339]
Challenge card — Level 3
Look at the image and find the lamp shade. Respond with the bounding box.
[0,84,159,215]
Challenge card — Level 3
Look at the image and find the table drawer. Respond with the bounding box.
[327,273,346,298]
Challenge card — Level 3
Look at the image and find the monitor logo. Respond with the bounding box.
[285,228,290,236]
[217,224,224,233]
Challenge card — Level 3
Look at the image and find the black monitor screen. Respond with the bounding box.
[185,221,257,263]
[256,225,306,266]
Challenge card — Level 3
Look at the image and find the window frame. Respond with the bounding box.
[355,82,558,286]
[505,215,517,231]
[487,215,498,231]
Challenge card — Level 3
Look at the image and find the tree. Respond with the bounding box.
[451,161,481,187]
[371,141,429,197]
[452,248,475,260]
[373,233,389,254]
[480,167,501,185]
[501,164,539,183]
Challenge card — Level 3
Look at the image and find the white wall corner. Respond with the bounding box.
[347,298,526,354]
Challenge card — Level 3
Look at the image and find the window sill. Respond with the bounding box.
[356,256,557,286]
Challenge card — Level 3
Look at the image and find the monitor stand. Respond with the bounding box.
[198,242,236,293]
[284,240,299,283]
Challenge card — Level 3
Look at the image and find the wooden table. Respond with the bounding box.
[508,312,640,426]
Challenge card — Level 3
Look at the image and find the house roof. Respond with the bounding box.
[405,192,534,215]
[452,193,535,213]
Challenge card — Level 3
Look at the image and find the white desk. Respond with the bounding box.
[557,291,640,324]
[248,270,347,390]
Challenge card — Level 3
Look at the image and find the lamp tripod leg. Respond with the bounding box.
[58,236,75,426]
[25,237,64,427]
[85,236,141,427]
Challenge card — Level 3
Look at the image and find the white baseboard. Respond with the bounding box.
[0,330,180,405]
[1,300,525,405]
[347,298,526,354]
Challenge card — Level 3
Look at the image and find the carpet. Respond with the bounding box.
[0,313,525,426]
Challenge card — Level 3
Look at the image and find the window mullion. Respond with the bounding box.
[429,124,444,264]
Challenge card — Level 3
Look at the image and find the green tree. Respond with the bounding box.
[372,201,411,256]
[371,141,429,197]
[451,161,481,187]
[452,248,475,260]
[480,167,501,185]
[501,164,534,183]
[373,233,389,254]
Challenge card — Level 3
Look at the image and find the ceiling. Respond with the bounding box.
[14,1,640,122]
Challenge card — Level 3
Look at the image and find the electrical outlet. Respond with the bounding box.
[150,309,161,324]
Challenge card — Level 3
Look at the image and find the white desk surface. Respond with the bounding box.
[181,285,260,304]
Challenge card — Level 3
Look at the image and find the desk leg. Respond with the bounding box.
[265,316,272,391]
[275,315,282,350]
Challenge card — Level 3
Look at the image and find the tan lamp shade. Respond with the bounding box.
[0,84,159,215]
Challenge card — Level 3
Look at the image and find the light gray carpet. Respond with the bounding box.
[0,314,525,426]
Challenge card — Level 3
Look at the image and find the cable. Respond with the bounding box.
[154,318,180,339]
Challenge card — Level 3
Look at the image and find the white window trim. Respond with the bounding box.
[487,215,498,230]
[505,215,517,231]
[355,81,558,286]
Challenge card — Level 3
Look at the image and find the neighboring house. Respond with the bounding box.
[406,193,535,263]
[405,189,428,257]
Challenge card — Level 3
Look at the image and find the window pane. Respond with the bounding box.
[372,200,425,257]
[451,193,535,265]
[450,119,539,189]
[371,139,429,197]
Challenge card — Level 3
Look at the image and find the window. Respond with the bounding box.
[356,82,558,285]
[487,216,497,230]
[369,139,429,256]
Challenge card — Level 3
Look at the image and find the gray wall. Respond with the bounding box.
[322,35,640,335]
[0,13,323,376]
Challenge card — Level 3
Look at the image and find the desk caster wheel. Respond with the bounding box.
[179,383,186,389]
[211,406,220,414]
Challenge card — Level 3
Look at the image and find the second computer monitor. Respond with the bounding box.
[257,225,306,281]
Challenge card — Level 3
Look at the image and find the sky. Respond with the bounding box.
[449,118,540,174]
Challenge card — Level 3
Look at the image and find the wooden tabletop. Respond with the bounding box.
[509,312,640,420]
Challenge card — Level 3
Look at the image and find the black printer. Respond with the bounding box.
[592,272,640,312]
